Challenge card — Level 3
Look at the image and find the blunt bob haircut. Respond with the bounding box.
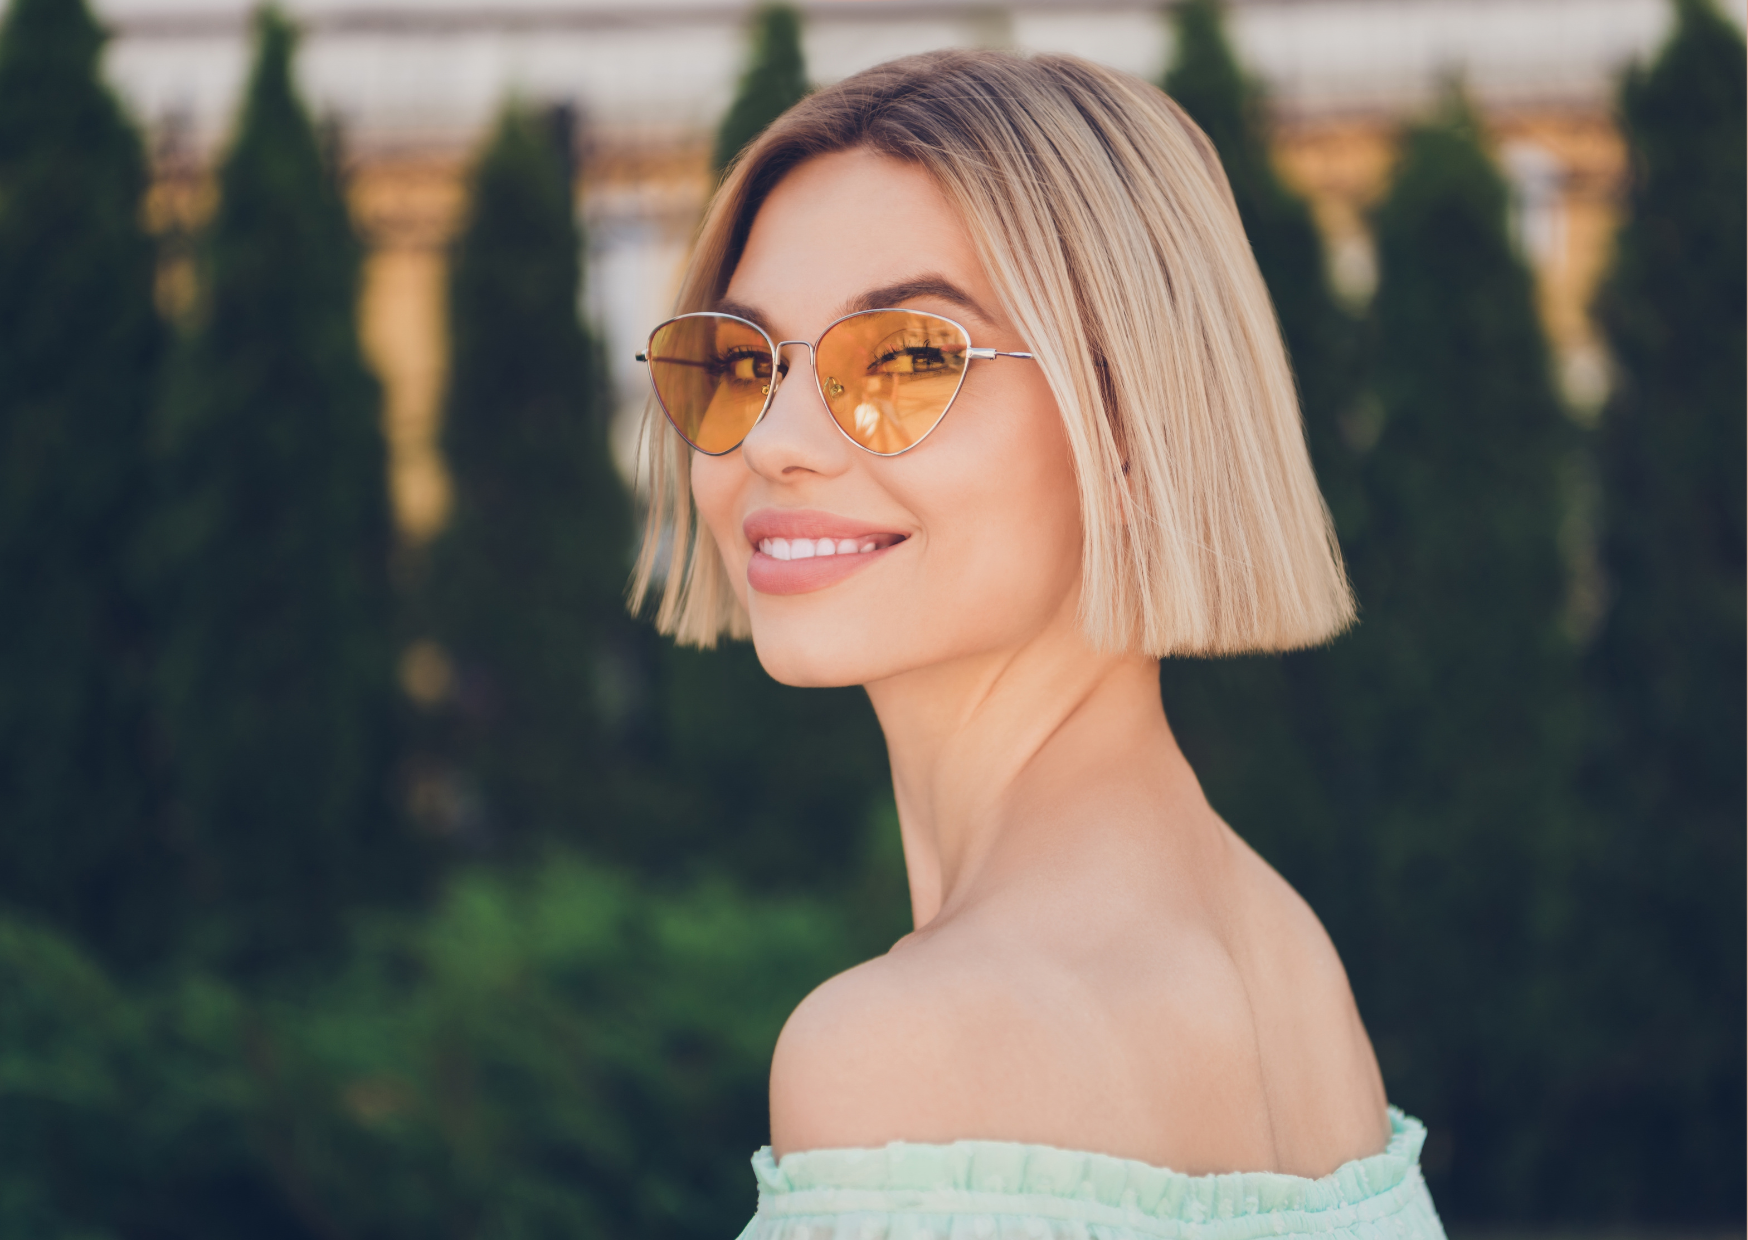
[630,49,1354,656]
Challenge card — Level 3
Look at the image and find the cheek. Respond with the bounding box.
[904,389,1083,626]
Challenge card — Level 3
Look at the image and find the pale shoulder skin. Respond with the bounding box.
[690,148,1390,1180]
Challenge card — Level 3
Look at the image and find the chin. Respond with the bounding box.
[743,571,954,687]
[747,610,907,689]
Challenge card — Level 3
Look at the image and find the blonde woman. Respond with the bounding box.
[633,50,1445,1240]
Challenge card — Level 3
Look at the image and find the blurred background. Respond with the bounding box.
[0,0,1740,1235]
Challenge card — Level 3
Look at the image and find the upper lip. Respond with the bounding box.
[743,507,909,547]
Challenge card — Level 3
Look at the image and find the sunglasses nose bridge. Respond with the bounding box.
[765,339,815,392]
[772,338,812,367]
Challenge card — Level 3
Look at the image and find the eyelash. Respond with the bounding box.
[870,345,950,371]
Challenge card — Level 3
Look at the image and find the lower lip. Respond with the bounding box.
[746,542,902,596]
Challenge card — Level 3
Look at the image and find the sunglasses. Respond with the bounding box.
[637,308,1035,457]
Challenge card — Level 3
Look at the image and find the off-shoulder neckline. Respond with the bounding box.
[751,1107,1427,1222]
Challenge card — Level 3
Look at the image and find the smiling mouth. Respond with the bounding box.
[756,534,906,561]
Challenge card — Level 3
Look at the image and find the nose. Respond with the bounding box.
[741,340,852,479]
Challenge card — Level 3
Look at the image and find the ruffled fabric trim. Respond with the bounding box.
[738,1108,1444,1240]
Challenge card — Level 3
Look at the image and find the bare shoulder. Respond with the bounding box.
[768,933,1022,1158]
[768,909,1293,1170]
[770,839,1389,1175]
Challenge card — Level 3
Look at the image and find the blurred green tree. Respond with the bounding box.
[0,0,170,969]
[0,905,316,1237]
[257,855,854,1239]
[146,8,413,977]
[712,4,808,176]
[419,105,640,855]
[1575,0,1745,1213]
[653,643,892,891]
[1156,0,1358,938]
[1340,94,1580,1217]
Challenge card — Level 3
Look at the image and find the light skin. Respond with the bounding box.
[690,147,1389,1179]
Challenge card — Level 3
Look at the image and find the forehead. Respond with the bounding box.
[727,149,990,335]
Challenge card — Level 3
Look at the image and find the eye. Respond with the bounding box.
[873,347,942,374]
[714,347,773,382]
[869,332,960,376]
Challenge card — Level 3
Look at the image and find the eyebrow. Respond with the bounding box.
[840,276,995,324]
[714,274,998,339]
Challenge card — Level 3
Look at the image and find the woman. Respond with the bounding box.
[632,49,1445,1240]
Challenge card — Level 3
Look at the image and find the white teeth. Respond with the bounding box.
[760,535,889,559]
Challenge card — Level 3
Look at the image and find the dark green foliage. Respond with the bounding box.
[0,911,143,1235]
[0,0,168,968]
[1338,96,1580,1217]
[256,857,855,1238]
[0,857,858,1239]
[712,5,808,176]
[1156,0,1359,962]
[146,9,409,976]
[653,643,894,891]
[0,911,306,1238]
[1576,0,1745,1213]
[421,106,638,854]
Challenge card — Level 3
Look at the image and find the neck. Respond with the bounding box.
[864,622,1194,931]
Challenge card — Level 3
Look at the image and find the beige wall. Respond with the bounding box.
[352,155,468,542]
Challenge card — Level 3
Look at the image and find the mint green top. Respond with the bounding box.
[738,1108,1444,1240]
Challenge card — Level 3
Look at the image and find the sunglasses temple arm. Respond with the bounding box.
[965,348,1035,361]
[635,353,724,369]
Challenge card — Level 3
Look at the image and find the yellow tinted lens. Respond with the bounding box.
[648,315,773,454]
[816,310,970,453]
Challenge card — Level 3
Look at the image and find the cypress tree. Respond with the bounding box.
[653,641,890,890]
[1577,0,1745,1212]
[421,106,635,853]
[711,4,808,176]
[1341,96,1578,1215]
[0,0,168,967]
[1156,0,1359,916]
[147,9,406,975]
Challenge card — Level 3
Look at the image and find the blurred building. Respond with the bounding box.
[80,0,1748,538]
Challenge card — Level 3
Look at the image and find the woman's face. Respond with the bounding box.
[691,148,1082,688]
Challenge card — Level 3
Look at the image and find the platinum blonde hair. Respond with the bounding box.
[630,49,1354,655]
